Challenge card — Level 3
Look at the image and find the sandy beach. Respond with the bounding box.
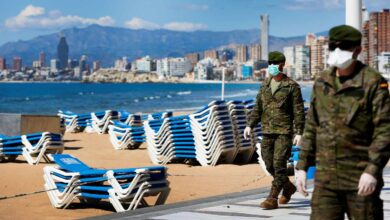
[0,131,273,219]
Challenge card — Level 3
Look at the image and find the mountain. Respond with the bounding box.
[0,24,326,67]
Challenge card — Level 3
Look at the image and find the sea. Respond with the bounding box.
[0,82,313,115]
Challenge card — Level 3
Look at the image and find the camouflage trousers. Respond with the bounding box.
[261,134,292,190]
[310,186,383,220]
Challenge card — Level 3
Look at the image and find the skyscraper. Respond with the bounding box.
[235,45,248,63]
[57,35,69,70]
[345,0,362,31]
[0,57,6,70]
[250,44,262,61]
[39,52,46,67]
[13,57,22,71]
[261,14,269,60]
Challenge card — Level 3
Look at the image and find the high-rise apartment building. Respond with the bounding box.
[295,45,310,80]
[79,55,88,73]
[57,36,69,70]
[156,57,192,78]
[204,50,218,60]
[235,45,248,63]
[250,44,261,61]
[0,57,6,70]
[51,59,59,72]
[93,61,101,71]
[13,57,22,71]
[363,9,390,68]
[310,36,328,77]
[283,45,310,80]
[283,46,295,78]
[136,56,156,72]
[39,52,46,67]
[305,33,316,46]
[185,53,200,66]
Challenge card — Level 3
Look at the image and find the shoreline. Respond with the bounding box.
[0,80,315,85]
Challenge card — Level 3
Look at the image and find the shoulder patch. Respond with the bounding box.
[380,82,388,89]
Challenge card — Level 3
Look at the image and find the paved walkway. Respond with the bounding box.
[93,171,390,220]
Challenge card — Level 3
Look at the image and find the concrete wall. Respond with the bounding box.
[0,113,61,136]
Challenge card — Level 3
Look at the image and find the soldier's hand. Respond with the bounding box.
[243,127,252,140]
[358,173,377,196]
[293,135,302,146]
[296,169,308,197]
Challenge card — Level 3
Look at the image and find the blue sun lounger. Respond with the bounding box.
[108,121,145,150]
[145,115,196,164]
[1,132,64,164]
[0,135,24,162]
[58,110,100,133]
[189,100,237,166]
[43,154,170,212]
[227,100,256,163]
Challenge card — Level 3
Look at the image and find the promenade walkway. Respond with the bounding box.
[92,169,390,220]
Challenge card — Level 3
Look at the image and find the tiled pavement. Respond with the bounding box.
[93,170,390,220]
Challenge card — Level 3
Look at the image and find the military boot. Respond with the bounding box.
[260,186,281,209]
[279,180,297,204]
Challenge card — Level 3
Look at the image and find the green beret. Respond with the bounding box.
[329,25,362,44]
[268,51,286,63]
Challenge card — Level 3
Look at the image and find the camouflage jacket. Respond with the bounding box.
[248,74,305,135]
[296,61,390,190]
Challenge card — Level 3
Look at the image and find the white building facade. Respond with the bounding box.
[295,45,310,80]
[283,46,296,79]
[136,56,155,72]
[156,58,192,78]
[378,52,390,79]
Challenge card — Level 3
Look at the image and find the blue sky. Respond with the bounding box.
[0,0,388,45]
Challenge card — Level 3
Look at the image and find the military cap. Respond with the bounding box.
[329,25,362,44]
[268,51,286,63]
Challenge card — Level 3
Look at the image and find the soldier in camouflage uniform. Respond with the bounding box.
[244,51,305,209]
[296,25,390,220]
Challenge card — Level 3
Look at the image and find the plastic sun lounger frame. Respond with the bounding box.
[43,154,169,212]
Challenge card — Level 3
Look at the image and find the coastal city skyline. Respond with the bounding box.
[0,1,389,83]
[0,0,389,45]
[1,2,390,219]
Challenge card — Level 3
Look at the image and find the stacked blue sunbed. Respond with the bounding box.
[0,134,23,162]
[189,100,237,166]
[227,100,256,163]
[108,111,173,150]
[144,115,196,164]
[43,154,170,212]
[58,110,97,133]
[0,132,64,165]
[90,110,119,134]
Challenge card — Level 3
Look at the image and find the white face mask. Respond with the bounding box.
[327,48,355,69]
